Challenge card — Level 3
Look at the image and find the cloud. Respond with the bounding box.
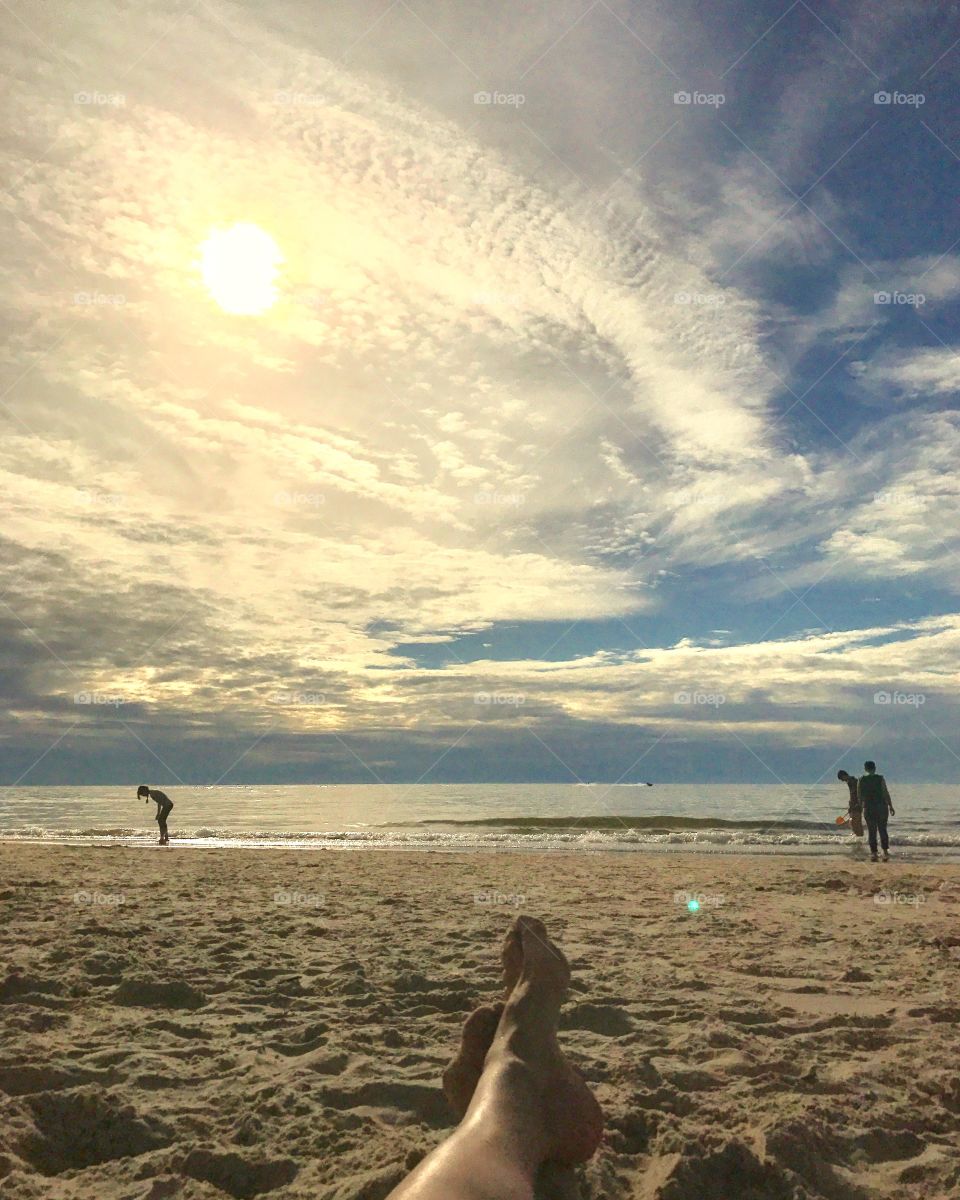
[1,0,959,781]
[854,346,960,398]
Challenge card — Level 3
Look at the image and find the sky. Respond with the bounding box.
[1,0,959,786]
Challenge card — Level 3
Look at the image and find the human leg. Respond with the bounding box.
[388,918,602,1200]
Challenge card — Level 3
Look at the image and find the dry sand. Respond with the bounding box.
[1,844,959,1200]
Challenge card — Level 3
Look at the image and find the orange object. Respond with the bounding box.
[835,815,848,825]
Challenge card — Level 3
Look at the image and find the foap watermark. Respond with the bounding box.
[76,489,126,508]
[474,889,526,908]
[74,90,125,107]
[74,691,128,708]
[471,289,521,309]
[674,690,726,707]
[673,291,726,307]
[474,490,524,507]
[474,91,525,107]
[673,890,725,911]
[873,90,925,107]
[475,691,525,707]
[674,90,725,107]
[273,90,327,107]
[74,292,126,307]
[874,888,925,907]
[73,890,126,906]
[874,690,925,707]
[268,691,326,706]
[296,287,332,312]
[874,290,925,307]
[273,490,325,509]
[873,489,926,509]
[273,889,325,907]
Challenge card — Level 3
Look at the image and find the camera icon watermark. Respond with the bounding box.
[474,890,526,908]
[474,91,525,107]
[73,292,126,307]
[873,291,925,306]
[74,692,128,708]
[273,90,326,107]
[74,91,125,107]
[471,289,520,309]
[474,691,525,707]
[673,890,725,911]
[673,291,726,307]
[873,90,925,106]
[873,690,925,707]
[76,489,126,508]
[673,690,726,707]
[268,691,327,706]
[273,490,325,508]
[273,889,325,907]
[873,489,926,509]
[874,889,925,906]
[73,890,126,906]
[474,490,524,507]
[673,90,725,107]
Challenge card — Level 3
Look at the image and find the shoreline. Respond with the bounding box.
[2,836,959,863]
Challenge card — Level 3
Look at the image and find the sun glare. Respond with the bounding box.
[199,223,283,315]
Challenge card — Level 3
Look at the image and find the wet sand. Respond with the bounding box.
[1,843,959,1199]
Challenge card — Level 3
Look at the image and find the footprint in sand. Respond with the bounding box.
[642,1137,794,1199]
[180,1148,298,1199]
[848,1128,927,1164]
[0,972,65,1003]
[267,1021,330,1056]
[14,1087,171,1175]
[317,1080,451,1129]
[605,1110,655,1155]
[113,979,206,1010]
[559,1003,633,1037]
[0,1063,95,1097]
[146,1019,213,1041]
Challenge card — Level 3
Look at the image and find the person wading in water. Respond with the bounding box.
[138,785,174,846]
[837,769,864,847]
[857,761,895,862]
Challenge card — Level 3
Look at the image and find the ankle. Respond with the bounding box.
[462,1057,551,1169]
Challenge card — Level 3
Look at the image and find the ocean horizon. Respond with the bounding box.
[2,783,957,858]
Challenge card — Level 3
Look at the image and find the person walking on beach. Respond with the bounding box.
[837,769,864,844]
[138,784,174,845]
[857,761,894,862]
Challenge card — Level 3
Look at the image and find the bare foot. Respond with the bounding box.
[442,1003,503,1118]
[487,916,604,1165]
[443,916,555,1118]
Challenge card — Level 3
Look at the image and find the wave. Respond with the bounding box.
[388,814,833,831]
[3,823,960,851]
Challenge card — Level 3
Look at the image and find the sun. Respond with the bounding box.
[199,223,283,315]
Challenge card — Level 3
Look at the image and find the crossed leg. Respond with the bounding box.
[387,917,603,1200]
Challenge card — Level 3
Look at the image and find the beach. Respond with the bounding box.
[1,843,959,1200]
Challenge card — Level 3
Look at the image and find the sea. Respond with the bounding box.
[0,783,957,859]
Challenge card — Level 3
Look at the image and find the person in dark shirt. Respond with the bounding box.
[837,769,864,843]
[138,785,174,845]
[857,761,895,862]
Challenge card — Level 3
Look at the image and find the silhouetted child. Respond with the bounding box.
[837,769,864,845]
[138,784,174,845]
